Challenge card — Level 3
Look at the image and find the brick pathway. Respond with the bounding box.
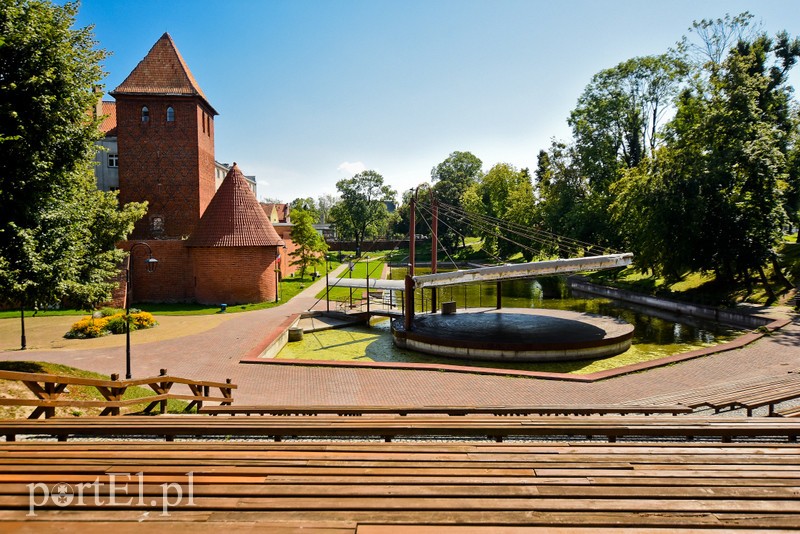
[3,271,800,407]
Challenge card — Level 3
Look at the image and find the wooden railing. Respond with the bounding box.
[0,369,235,419]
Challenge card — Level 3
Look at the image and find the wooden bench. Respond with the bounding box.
[2,414,799,443]
[776,404,800,417]
[198,404,692,417]
[0,369,236,418]
[699,375,800,414]
[1,439,798,530]
[628,372,800,415]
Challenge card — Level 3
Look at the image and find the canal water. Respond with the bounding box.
[277,276,743,375]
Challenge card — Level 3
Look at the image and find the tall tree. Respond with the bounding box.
[568,54,685,191]
[317,193,337,224]
[329,170,395,253]
[431,151,482,250]
[289,209,328,279]
[0,0,145,346]
[613,17,800,294]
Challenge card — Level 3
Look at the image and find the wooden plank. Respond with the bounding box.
[0,523,352,534]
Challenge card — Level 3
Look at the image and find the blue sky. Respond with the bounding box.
[74,0,800,203]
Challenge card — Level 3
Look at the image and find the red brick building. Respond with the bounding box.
[110,33,289,305]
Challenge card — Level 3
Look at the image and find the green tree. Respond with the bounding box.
[431,151,483,250]
[533,142,597,254]
[289,209,328,279]
[463,163,536,259]
[613,18,799,296]
[329,170,396,253]
[0,0,145,346]
[317,193,337,224]
[569,54,685,192]
[290,197,319,222]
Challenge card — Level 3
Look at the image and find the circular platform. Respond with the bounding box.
[391,308,634,362]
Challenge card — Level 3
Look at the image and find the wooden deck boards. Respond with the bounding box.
[1,440,797,530]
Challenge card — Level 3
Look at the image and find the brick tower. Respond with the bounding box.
[111,33,217,239]
[187,164,283,304]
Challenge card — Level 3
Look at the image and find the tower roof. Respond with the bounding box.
[186,164,283,247]
[110,32,217,115]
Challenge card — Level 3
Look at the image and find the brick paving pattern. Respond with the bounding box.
[4,269,799,408]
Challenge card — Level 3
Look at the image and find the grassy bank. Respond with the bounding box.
[587,242,799,307]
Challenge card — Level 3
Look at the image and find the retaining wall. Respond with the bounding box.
[568,278,773,329]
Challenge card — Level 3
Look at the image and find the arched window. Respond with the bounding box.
[141,106,150,123]
[166,106,175,122]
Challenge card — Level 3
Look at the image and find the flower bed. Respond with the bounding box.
[65,309,157,339]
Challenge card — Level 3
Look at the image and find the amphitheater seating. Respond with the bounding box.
[626,372,800,415]
[0,439,798,530]
[2,414,799,442]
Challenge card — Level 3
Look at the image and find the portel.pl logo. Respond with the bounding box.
[28,472,195,517]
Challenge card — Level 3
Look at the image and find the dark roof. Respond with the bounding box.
[110,32,217,115]
[187,164,282,247]
[99,101,117,136]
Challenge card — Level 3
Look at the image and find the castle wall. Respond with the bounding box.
[120,240,194,304]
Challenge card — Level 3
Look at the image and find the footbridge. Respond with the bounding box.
[331,253,632,292]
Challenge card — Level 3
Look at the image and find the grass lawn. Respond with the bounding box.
[317,256,387,301]
[0,361,191,418]
[0,308,89,319]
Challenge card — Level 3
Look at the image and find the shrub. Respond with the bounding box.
[132,311,156,329]
[104,314,129,335]
[65,316,110,339]
[65,311,157,339]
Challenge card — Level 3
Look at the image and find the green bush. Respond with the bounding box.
[104,314,128,335]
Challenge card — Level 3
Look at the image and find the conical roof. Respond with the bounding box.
[186,164,282,247]
[110,33,217,115]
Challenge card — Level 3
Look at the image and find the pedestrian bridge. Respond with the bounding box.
[331,253,633,290]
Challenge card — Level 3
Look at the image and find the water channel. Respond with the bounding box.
[277,274,744,375]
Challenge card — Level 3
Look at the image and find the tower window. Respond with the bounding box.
[166,106,175,122]
[108,154,118,167]
[202,112,206,133]
[141,106,150,123]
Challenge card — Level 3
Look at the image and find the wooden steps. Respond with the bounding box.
[626,372,800,415]
[1,440,798,530]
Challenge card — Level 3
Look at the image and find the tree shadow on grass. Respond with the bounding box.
[0,361,47,373]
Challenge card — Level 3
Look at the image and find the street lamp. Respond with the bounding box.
[125,242,157,379]
[275,243,287,303]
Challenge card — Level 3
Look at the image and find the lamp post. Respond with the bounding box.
[275,244,287,303]
[125,242,158,379]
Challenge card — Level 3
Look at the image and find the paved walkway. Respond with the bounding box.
[2,269,800,407]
